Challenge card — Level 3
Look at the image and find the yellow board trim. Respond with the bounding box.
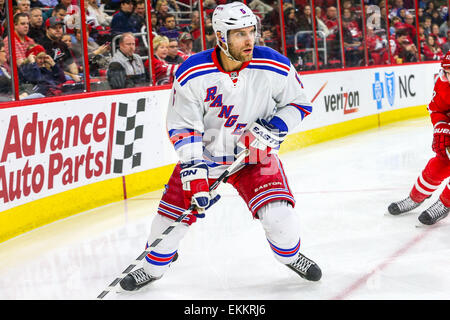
[0,105,429,243]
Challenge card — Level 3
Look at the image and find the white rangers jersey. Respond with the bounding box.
[167,46,312,178]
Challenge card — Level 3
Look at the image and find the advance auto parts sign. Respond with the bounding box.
[0,96,152,211]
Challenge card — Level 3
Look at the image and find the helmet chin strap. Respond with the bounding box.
[218,40,241,62]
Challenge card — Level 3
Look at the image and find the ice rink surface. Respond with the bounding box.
[1,116,450,300]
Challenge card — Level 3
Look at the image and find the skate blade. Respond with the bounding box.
[415,221,449,228]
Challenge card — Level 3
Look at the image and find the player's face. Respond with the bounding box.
[227,26,256,62]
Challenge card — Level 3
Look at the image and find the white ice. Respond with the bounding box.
[1,116,450,300]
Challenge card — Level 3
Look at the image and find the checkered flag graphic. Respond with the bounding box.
[113,98,146,174]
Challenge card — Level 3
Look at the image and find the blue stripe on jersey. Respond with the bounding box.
[252,46,291,67]
[173,135,202,150]
[247,65,288,76]
[288,103,313,120]
[203,148,235,166]
[175,49,215,79]
[168,128,195,137]
[179,69,220,86]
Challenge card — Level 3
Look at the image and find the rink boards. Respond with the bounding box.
[0,62,441,243]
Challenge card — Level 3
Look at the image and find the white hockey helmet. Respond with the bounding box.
[212,2,258,60]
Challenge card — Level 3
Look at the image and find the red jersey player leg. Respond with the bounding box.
[389,51,450,225]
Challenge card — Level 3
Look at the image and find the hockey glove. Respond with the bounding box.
[432,122,450,159]
[180,162,220,218]
[237,118,288,164]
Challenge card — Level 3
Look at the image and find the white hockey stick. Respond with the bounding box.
[96,149,249,299]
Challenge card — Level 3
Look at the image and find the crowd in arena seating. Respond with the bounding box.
[0,0,448,99]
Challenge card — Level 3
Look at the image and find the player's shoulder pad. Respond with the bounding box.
[248,46,292,77]
[175,49,218,86]
[252,46,291,68]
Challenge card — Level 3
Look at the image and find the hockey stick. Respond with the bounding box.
[96,149,249,299]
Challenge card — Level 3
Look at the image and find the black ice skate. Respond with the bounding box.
[119,252,178,291]
[418,199,450,225]
[286,253,322,281]
[388,196,422,215]
[119,268,161,291]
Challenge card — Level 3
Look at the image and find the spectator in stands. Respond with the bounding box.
[166,0,180,13]
[159,14,181,39]
[422,34,444,60]
[50,4,68,23]
[392,29,419,63]
[397,8,408,23]
[430,9,443,26]
[366,26,388,65]
[193,25,216,53]
[178,32,193,59]
[417,7,425,23]
[423,16,432,36]
[155,0,172,26]
[0,0,6,24]
[418,23,426,47]
[442,30,450,53]
[3,13,35,66]
[389,0,404,19]
[342,0,355,13]
[71,27,111,76]
[297,4,312,33]
[403,13,417,40]
[19,44,66,96]
[40,16,81,82]
[440,17,450,37]
[61,33,82,74]
[0,41,12,96]
[43,0,72,21]
[129,0,146,31]
[28,7,46,44]
[342,7,362,40]
[314,6,330,38]
[424,1,436,18]
[248,0,274,15]
[324,6,341,63]
[181,10,200,40]
[155,0,179,17]
[110,0,139,38]
[342,18,363,66]
[16,0,31,15]
[260,25,279,50]
[151,10,158,32]
[107,32,146,88]
[284,7,298,62]
[431,23,446,46]
[87,0,113,27]
[324,6,339,36]
[145,34,178,85]
[165,38,184,64]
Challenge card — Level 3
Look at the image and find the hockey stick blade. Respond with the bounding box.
[96,149,249,299]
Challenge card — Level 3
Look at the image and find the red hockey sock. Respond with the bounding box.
[410,156,450,203]
[439,183,450,207]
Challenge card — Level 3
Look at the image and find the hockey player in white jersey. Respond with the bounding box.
[119,2,322,291]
